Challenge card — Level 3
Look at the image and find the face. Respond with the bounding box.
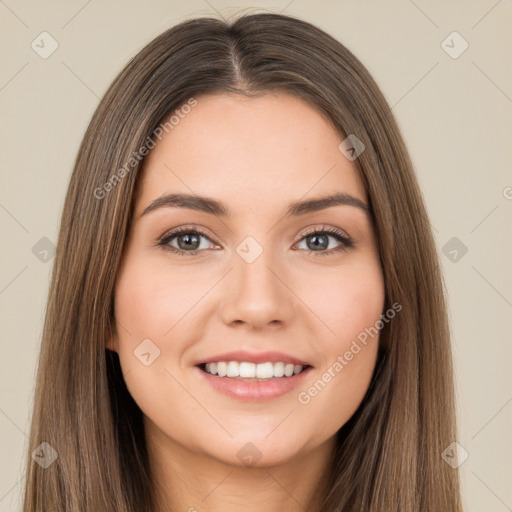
[110,91,385,468]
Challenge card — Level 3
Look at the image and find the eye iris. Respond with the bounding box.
[178,233,200,250]
[307,233,328,251]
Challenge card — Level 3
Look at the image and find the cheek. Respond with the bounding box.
[292,260,384,435]
[114,258,205,342]
[303,258,385,347]
[112,260,204,438]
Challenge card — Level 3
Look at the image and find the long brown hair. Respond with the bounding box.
[23,12,463,512]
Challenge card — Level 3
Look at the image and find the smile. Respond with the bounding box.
[196,362,313,401]
[201,361,307,380]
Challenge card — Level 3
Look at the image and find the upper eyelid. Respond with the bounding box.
[300,225,350,239]
[159,225,217,244]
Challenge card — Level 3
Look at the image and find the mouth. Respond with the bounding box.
[194,357,313,401]
[197,361,312,381]
[193,350,314,400]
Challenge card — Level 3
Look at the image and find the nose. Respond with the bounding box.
[219,247,296,330]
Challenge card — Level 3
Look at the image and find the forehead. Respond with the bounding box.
[135,92,366,218]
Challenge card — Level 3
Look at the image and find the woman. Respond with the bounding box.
[23,12,463,512]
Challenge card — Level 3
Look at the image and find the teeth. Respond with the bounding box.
[284,364,294,377]
[226,361,239,377]
[273,362,285,377]
[217,362,227,377]
[256,362,273,379]
[203,361,305,379]
[239,362,256,378]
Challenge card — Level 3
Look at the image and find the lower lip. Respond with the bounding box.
[195,366,313,401]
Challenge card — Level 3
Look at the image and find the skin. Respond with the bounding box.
[108,91,385,512]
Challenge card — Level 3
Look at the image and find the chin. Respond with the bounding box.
[202,434,307,469]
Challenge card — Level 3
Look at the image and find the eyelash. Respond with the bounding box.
[157,224,354,257]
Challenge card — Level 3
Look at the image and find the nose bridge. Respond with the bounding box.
[220,232,295,327]
[234,233,283,298]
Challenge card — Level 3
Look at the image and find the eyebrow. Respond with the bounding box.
[140,191,370,219]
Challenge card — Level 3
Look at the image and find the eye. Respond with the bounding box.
[157,225,217,255]
[294,225,354,257]
[157,225,354,256]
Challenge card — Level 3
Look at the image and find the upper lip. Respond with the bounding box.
[195,350,311,367]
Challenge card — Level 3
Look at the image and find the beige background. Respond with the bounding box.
[1,1,511,511]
